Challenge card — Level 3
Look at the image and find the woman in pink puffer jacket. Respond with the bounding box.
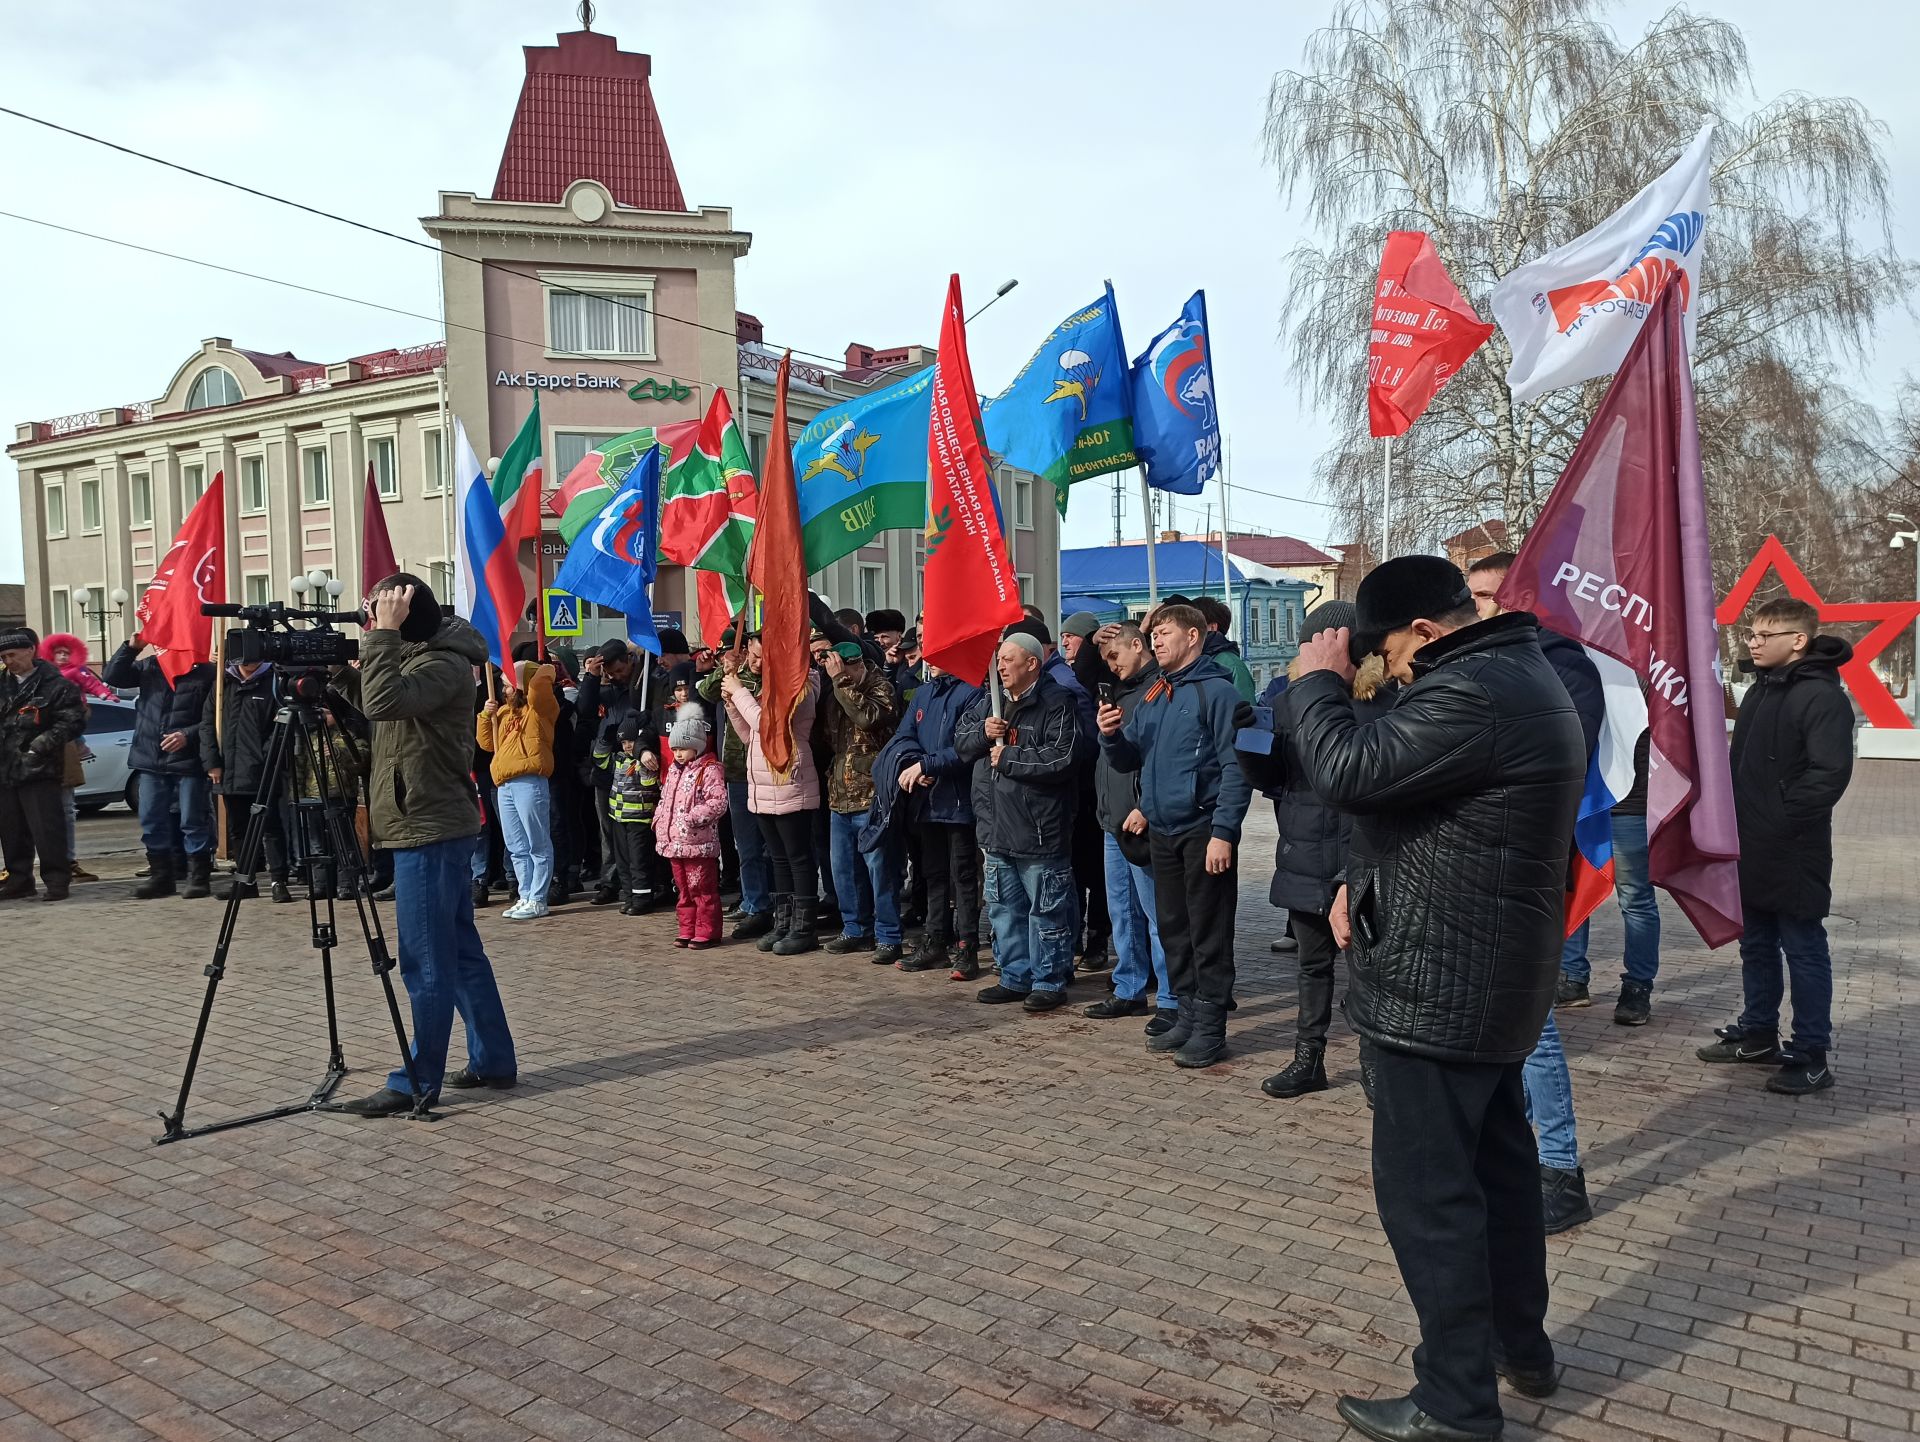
[720,658,821,955]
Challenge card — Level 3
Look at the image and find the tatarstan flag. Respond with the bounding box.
[661,390,758,647]
[549,420,698,545]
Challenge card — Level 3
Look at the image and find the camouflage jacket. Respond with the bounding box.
[819,666,900,814]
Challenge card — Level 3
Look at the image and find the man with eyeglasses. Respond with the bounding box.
[1697,599,1854,1095]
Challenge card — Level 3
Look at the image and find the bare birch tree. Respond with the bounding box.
[1264,0,1913,568]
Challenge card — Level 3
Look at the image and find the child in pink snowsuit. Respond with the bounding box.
[653,711,729,947]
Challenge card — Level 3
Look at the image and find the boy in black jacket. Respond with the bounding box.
[1698,598,1855,1095]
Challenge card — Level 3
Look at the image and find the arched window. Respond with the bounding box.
[186,366,243,410]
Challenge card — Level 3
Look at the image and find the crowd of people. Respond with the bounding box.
[0,550,1861,1442]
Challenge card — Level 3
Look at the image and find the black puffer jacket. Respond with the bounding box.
[199,663,280,796]
[1731,635,1855,920]
[0,659,86,786]
[103,642,214,776]
[1287,613,1586,1064]
[955,672,1079,859]
[1241,656,1395,915]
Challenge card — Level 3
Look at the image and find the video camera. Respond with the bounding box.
[202,601,362,671]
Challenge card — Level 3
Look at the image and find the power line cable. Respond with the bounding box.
[0,102,860,374]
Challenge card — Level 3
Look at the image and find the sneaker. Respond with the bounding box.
[1767,1053,1836,1095]
[1075,943,1111,974]
[519,902,549,919]
[471,881,491,908]
[976,984,1030,1004]
[1697,1025,1781,1064]
[1145,1008,1179,1037]
[1084,994,1148,1019]
[872,943,905,965]
[824,933,875,955]
[1540,1165,1593,1234]
[269,880,293,904]
[1022,990,1067,1013]
[69,863,99,884]
[501,900,532,920]
[1613,979,1652,1026]
[1269,934,1299,954]
[1554,973,1591,1008]
[948,950,982,982]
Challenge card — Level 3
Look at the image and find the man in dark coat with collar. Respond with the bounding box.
[104,633,217,899]
[1697,597,1854,1096]
[1287,556,1585,1442]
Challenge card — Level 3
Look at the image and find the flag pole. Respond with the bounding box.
[1219,438,1234,618]
[1381,434,1392,564]
[1138,469,1159,604]
[212,623,228,863]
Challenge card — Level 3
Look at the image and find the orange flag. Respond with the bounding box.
[136,472,227,687]
[746,351,809,779]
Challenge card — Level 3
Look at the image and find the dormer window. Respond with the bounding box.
[186,366,243,410]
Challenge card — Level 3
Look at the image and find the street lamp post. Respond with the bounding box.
[1892,513,1919,720]
[70,586,130,649]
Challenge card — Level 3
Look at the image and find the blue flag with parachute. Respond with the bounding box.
[1129,290,1221,496]
[794,366,935,572]
[982,284,1138,514]
[550,444,662,653]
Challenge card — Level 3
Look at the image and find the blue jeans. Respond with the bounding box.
[385,835,517,1095]
[1104,834,1172,1009]
[470,833,487,884]
[828,809,901,944]
[1562,812,1662,985]
[984,853,1076,994]
[728,781,770,914]
[495,776,553,903]
[1522,1013,1579,1171]
[1737,909,1833,1055]
[138,771,213,856]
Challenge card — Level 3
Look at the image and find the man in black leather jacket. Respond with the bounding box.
[1287,556,1585,1442]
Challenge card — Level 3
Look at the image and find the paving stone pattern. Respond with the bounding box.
[2,762,1915,1441]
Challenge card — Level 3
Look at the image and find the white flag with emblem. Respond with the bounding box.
[1492,125,1713,402]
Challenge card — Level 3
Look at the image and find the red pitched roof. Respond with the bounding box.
[492,30,686,212]
[1442,519,1509,550]
[234,348,322,378]
[1228,534,1339,568]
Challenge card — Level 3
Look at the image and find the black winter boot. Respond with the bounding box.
[181,852,213,899]
[215,875,259,902]
[1358,1043,1378,1110]
[1261,1042,1328,1098]
[132,851,177,899]
[757,895,791,953]
[774,898,819,956]
[732,908,774,941]
[1147,999,1194,1054]
[1174,999,1230,1069]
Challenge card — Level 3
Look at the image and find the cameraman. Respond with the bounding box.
[339,575,518,1115]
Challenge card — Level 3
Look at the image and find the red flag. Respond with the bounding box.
[1494,282,1741,947]
[922,275,1025,685]
[362,461,398,588]
[135,471,227,688]
[745,351,809,780]
[1368,231,1494,438]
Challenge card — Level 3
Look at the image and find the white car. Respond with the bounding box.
[74,697,140,814]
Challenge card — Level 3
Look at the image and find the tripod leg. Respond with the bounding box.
[156,709,296,1143]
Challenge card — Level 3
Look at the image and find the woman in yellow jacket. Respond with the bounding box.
[476,661,558,919]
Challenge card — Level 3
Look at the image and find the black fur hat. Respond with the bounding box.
[1351,556,1473,663]
[864,608,907,635]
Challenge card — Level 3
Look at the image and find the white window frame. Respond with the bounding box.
[427,559,454,600]
[857,563,886,616]
[1017,572,1036,605]
[541,270,656,361]
[186,366,243,410]
[128,469,153,529]
[368,434,400,500]
[1285,601,1298,645]
[300,444,331,507]
[238,452,269,516]
[78,473,103,534]
[242,572,272,607]
[44,478,68,538]
[182,461,209,506]
[49,587,71,636]
[420,426,446,498]
[549,429,621,489]
[1013,476,1033,531]
[83,580,108,644]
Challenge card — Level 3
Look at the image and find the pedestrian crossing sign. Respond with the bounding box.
[542,589,583,636]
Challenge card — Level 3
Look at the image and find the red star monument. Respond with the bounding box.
[1716,534,1920,730]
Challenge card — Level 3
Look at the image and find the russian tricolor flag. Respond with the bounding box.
[1567,647,1650,935]
[451,406,543,668]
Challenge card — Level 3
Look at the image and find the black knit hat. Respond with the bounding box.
[656,627,691,657]
[1351,557,1473,663]
[1301,599,1357,640]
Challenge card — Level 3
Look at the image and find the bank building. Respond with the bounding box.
[9,20,1060,650]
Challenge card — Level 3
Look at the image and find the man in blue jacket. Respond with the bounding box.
[891,662,983,979]
[104,634,217,900]
[1097,603,1252,1068]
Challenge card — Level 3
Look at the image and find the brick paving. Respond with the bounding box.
[2,763,1915,1442]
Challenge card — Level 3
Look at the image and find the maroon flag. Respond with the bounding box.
[1495,282,1741,947]
[362,461,398,588]
[1368,231,1494,438]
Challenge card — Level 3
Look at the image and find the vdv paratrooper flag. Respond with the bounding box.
[794,366,935,572]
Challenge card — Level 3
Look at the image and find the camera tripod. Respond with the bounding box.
[155,673,431,1143]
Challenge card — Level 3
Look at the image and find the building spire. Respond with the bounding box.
[577,0,595,30]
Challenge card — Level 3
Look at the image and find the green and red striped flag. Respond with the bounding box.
[662,392,758,647]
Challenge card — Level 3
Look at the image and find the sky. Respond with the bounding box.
[3,0,1917,586]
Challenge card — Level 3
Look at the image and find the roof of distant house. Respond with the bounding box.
[234,348,322,379]
[1442,519,1510,550]
[492,29,687,212]
[1228,534,1339,568]
[1062,541,1306,594]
